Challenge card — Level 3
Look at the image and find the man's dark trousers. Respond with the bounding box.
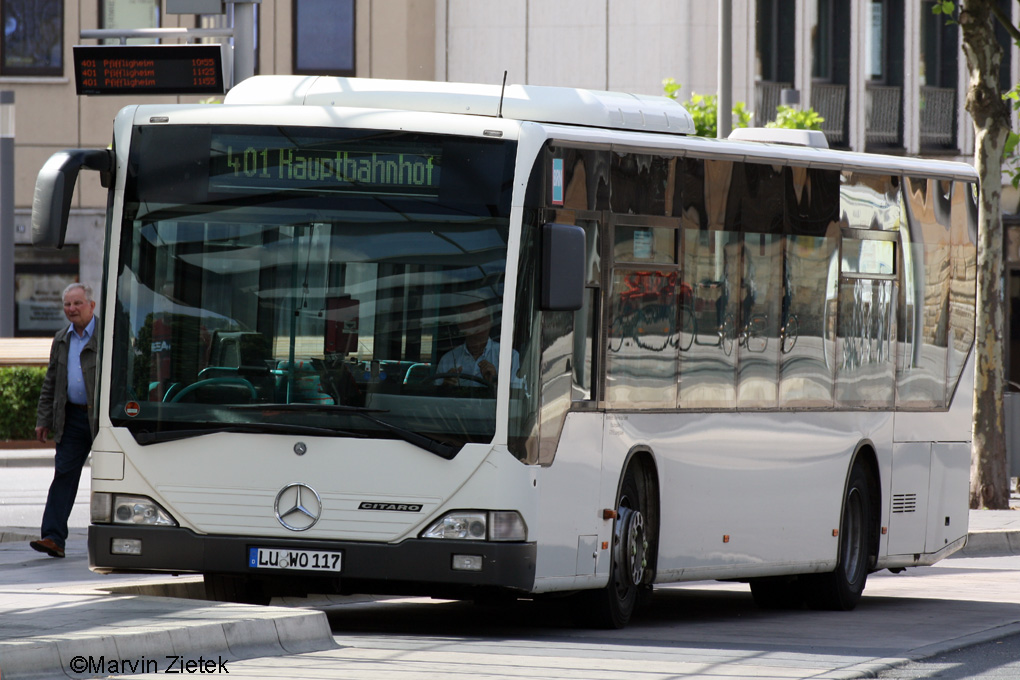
[40,405,92,549]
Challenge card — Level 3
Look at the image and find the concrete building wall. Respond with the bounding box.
[13,0,984,215]
[3,0,992,335]
[437,0,754,103]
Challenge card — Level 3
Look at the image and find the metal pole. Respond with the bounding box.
[0,91,13,337]
[717,0,732,139]
[79,28,234,41]
[229,0,256,86]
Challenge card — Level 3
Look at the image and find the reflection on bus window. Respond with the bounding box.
[779,166,841,408]
[606,270,678,408]
[898,176,951,407]
[836,278,897,407]
[737,233,783,408]
[946,180,978,401]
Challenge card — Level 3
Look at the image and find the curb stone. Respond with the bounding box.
[0,596,336,680]
[0,530,36,544]
[958,530,1020,556]
[827,622,1020,679]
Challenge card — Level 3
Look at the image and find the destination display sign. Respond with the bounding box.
[73,45,227,96]
[208,134,442,198]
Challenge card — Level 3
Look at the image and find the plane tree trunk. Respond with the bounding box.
[960,0,1012,509]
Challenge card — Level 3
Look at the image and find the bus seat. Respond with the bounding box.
[403,362,433,384]
[209,331,272,368]
[276,359,333,404]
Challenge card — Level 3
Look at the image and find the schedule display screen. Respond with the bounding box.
[73,45,227,96]
[126,124,518,218]
[208,132,443,198]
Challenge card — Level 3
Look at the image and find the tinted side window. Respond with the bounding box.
[780,167,840,408]
[897,176,951,408]
[946,181,977,402]
[836,173,899,408]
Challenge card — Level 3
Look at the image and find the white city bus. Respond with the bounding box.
[33,76,977,628]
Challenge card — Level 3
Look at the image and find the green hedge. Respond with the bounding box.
[0,366,46,440]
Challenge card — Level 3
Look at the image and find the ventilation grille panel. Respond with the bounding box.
[892,493,917,513]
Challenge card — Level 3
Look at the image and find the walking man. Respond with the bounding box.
[30,283,99,558]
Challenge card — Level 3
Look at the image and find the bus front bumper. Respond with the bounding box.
[88,524,537,594]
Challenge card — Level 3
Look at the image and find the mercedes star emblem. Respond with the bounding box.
[274,482,322,531]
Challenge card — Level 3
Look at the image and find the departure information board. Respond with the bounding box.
[73,45,228,96]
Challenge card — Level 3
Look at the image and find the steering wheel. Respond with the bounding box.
[428,371,495,395]
[167,377,257,403]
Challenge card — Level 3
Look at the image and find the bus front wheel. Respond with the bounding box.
[572,464,653,629]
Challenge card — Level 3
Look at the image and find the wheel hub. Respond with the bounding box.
[614,506,647,587]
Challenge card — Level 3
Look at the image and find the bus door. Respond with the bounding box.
[532,216,605,581]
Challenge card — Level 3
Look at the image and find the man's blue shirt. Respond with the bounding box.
[66,317,96,406]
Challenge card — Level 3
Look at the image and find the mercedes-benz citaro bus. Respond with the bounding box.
[32,76,977,628]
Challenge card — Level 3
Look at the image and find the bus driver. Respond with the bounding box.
[435,301,522,388]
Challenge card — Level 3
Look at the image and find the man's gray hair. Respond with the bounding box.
[62,282,94,302]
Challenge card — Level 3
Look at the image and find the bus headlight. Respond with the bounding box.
[421,510,526,541]
[92,492,177,526]
[114,495,176,526]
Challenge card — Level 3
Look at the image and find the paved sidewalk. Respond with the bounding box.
[0,448,62,469]
[0,532,337,680]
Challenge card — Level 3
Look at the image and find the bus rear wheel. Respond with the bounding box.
[804,463,872,610]
[572,464,653,629]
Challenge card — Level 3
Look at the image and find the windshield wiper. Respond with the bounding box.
[133,421,357,446]
[229,403,460,460]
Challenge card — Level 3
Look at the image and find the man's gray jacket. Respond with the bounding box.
[35,319,99,442]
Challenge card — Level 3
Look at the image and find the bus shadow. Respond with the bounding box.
[322,578,1020,658]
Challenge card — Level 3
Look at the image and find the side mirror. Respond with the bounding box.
[541,223,585,311]
[32,149,113,249]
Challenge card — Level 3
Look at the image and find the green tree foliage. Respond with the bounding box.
[663,78,822,137]
[662,78,750,137]
[931,0,958,21]
[684,92,724,137]
[766,105,824,130]
[0,367,46,440]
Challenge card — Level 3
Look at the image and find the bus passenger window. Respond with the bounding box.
[836,277,896,407]
[607,269,679,408]
[736,234,782,408]
[779,167,841,408]
[678,228,739,409]
[947,180,977,402]
[732,163,784,409]
[898,177,950,408]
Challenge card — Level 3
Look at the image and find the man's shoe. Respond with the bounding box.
[29,538,65,558]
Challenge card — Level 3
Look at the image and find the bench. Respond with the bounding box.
[0,338,53,367]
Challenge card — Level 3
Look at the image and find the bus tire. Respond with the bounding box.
[572,463,654,629]
[204,573,272,606]
[804,463,872,611]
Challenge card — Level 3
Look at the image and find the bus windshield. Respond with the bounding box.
[108,124,517,452]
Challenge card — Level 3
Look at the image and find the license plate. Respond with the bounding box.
[248,547,342,572]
